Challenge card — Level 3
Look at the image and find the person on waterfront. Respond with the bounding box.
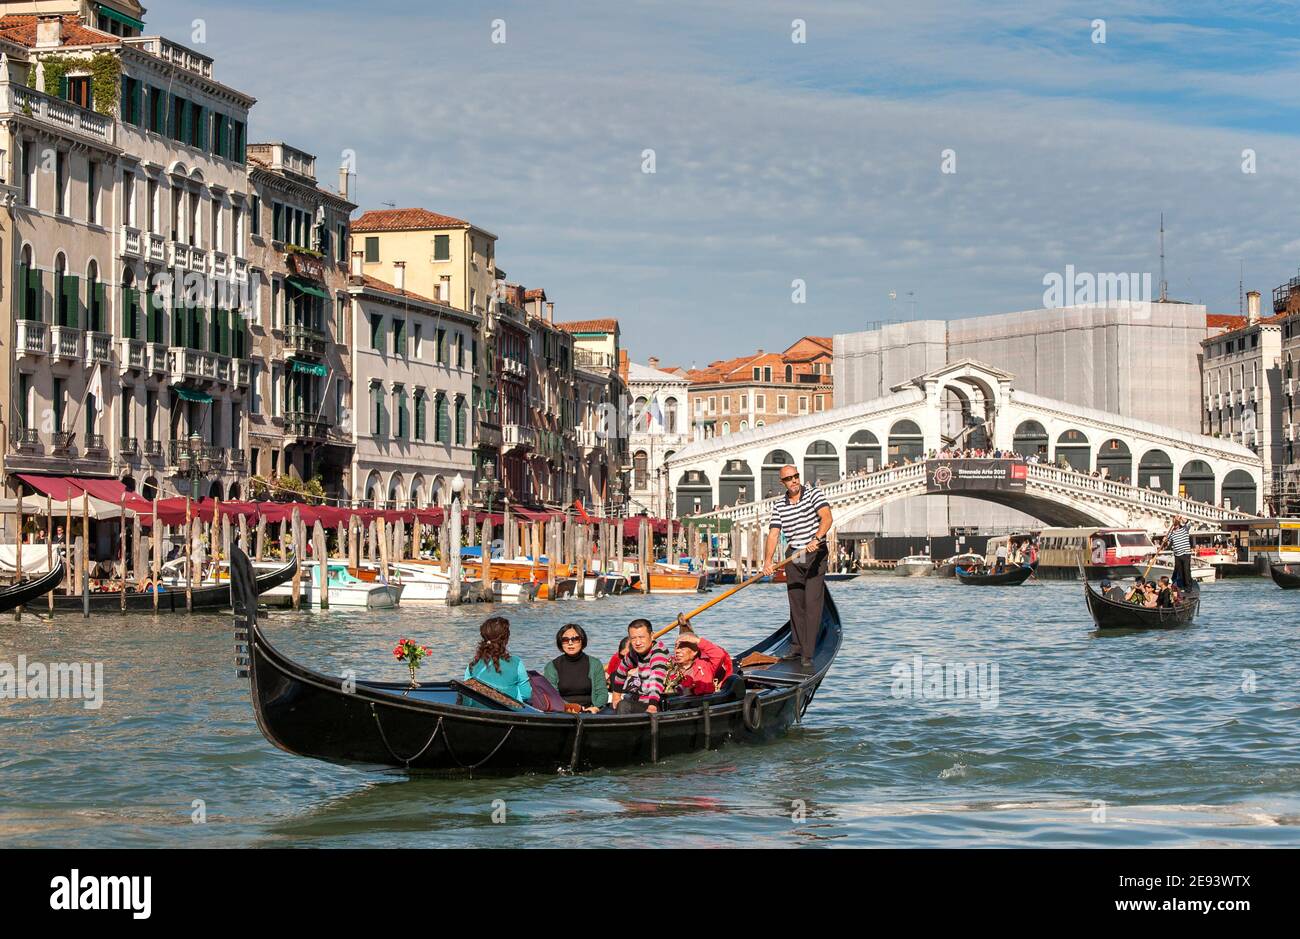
[1166,515,1193,589]
[543,623,607,712]
[761,464,833,668]
[994,541,1008,573]
[464,616,532,703]
[610,619,670,714]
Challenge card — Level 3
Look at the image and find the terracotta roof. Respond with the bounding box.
[352,273,444,308]
[0,14,118,48]
[351,208,469,233]
[524,288,547,300]
[556,318,618,334]
[1203,313,1289,344]
[1206,314,1246,330]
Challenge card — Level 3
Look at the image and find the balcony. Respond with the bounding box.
[84,434,106,454]
[147,343,169,375]
[284,411,333,441]
[574,349,615,371]
[123,36,214,80]
[212,251,229,277]
[147,233,166,263]
[234,257,249,283]
[52,431,75,452]
[167,439,225,468]
[237,359,252,387]
[228,449,247,471]
[119,338,147,374]
[119,436,138,459]
[120,226,143,260]
[0,79,114,145]
[190,246,208,271]
[504,423,536,451]
[11,429,40,451]
[578,428,603,450]
[50,326,82,361]
[168,241,190,268]
[285,324,328,358]
[85,331,113,366]
[501,357,528,380]
[16,320,48,357]
[214,354,233,386]
[144,439,163,460]
[168,347,217,385]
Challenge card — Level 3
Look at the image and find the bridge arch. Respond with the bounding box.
[1097,438,1132,484]
[1137,449,1173,493]
[762,449,794,498]
[1222,469,1257,513]
[1012,420,1049,458]
[847,430,882,474]
[719,459,755,506]
[888,419,924,463]
[804,440,838,486]
[1180,460,1215,504]
[1055,429,1091,472]
[676,469,713,516]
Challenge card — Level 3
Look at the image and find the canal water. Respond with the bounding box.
[1,576,1297,847]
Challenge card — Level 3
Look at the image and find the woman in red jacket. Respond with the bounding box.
[667,632,719,697]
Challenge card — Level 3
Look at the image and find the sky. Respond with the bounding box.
[149,0,1300,368]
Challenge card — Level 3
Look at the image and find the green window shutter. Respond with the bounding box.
[120,75,130,121]
[434,234,449,260]
[415,393,426,440]
[62,275,80,327]
[436,394,449,443]
[196,104,206,149]
[172,306,184,347]
[16,263,28,319]
[456,399,466,444]
[121,287,136,338]
[364,236,379,263]
[148,293,160,342]
[133,79,142,125]
[58,76,68,100]
[94,281,106,332]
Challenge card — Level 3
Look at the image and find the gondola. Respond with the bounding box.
[231,547,842,775]
[0,561,67,613]
[49,556,297,613]
[956,564,1034,586]
[1268,563,1300,590]
[1083,579,1199,629]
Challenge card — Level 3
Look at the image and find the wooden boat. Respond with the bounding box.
[936,552,985,577]
[1083,579,1199,629]
[0,561,66,612]
[536,577,577,600]
[232,546,842,775]
[628,569,708,594]
[824,572,862,582]
[956,564,1034,586]
[1268,563,1300,589]
[51,557,296,613]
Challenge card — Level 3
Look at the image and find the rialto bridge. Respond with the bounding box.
[664,360,1263,531]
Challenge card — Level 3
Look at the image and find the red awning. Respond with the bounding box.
[16,474,86,501]
[622,516,669,537]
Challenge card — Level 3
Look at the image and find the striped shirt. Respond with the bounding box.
[1168,523,1192,556]
[768,484,830,551]
[611,641,670,705]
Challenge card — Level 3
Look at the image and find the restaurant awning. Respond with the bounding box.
[175,387,213,403]
[289,359,328,377]
[15,474,85,500]
[287,276,330,300]
[97,3,146,31]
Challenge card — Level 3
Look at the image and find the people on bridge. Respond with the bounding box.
[762,464,833,669]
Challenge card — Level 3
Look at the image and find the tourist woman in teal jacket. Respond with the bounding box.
[464,616,532,703]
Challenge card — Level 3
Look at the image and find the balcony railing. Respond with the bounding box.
[228,449,247,471]
[284,411,333,441]
[52,431,74,451]
[144,439,163,459]
[234,257,249,283]
[168,347,217,384]
[574,349,614,371]
[119,436,138,457]
[84,434,106,453]
[120,226,143,259]
[17,320,48,357]
[237,359,252,387]
[147,233,166,263]
[12,428,40,450]
[190,246,208,270]
[504,423,537,450]
[211,251,229,277]
[50,326,82,360]
[215,354,233,385]
[0,79,114,144]
[86,331,113,365]
[123,36,215,79]
[147,343,169,374]
[119,338,147,374]
[285,324,328,358]
[169,241,190,268]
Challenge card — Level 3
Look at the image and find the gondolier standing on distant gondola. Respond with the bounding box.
[1166,515,1192,589]
[762,465,833,668]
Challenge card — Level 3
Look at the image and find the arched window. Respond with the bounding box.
[663,397,678,434]
[633,396,649,431]
[785,364,793,382]
[19,245,40,322]
[54,253,76,327]
[86,260,103,332]
[633,450,648,490]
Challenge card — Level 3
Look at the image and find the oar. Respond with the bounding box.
[652,545,814,641]
[1141,534,1171,581]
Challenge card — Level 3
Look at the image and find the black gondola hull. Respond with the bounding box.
[956,564,1034,586]
[1268,564,1300,589]
[241,553,841,774]
[0,561,66,612]
[1083,581,1199,629]
[46,558,297,613]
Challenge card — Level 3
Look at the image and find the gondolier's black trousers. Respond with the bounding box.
[784,546,828,659]
[1173,553,1192,590]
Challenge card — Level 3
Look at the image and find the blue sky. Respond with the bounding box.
[154,1,1300,366]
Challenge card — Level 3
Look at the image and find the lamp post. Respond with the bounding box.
[477,456,500,516]
[610,474,626,518]
[448,473,464,606]
[176,432,212,497]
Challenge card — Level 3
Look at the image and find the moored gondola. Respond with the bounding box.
[231,547,841,775]
[1083,579,1199,629]
[956,564,1034,586]
[48,556,296,613]
[0,561,67,613]
[1268,563,1300,590]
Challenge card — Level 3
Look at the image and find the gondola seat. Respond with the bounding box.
[663,673,746,710]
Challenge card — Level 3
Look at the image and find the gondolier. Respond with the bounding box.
[1166,515,1192,589]
[762,465,833,668]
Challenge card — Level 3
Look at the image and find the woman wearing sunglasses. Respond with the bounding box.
[542,623,608,712]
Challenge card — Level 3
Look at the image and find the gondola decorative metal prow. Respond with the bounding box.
[231,548,260,679]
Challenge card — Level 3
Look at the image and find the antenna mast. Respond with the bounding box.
[1159,212,1167,302]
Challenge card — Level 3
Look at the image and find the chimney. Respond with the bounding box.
[35,16,63,49]
[351,249,363,278]
[648,356,659,369]
[393,261,406,292]
[338,165,349,200]
[546,301,554,323]
[1247,290,1261,325]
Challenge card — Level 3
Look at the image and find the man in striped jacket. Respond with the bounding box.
[762,464,834,668]
[1166,515,1192,589]
[610,619,670,713]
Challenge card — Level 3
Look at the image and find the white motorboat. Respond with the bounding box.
[1145,553,1217,584]
[257,560,403,608]
[894,555,935,577]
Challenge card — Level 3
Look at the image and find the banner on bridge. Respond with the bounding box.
[926,459,1028,493]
